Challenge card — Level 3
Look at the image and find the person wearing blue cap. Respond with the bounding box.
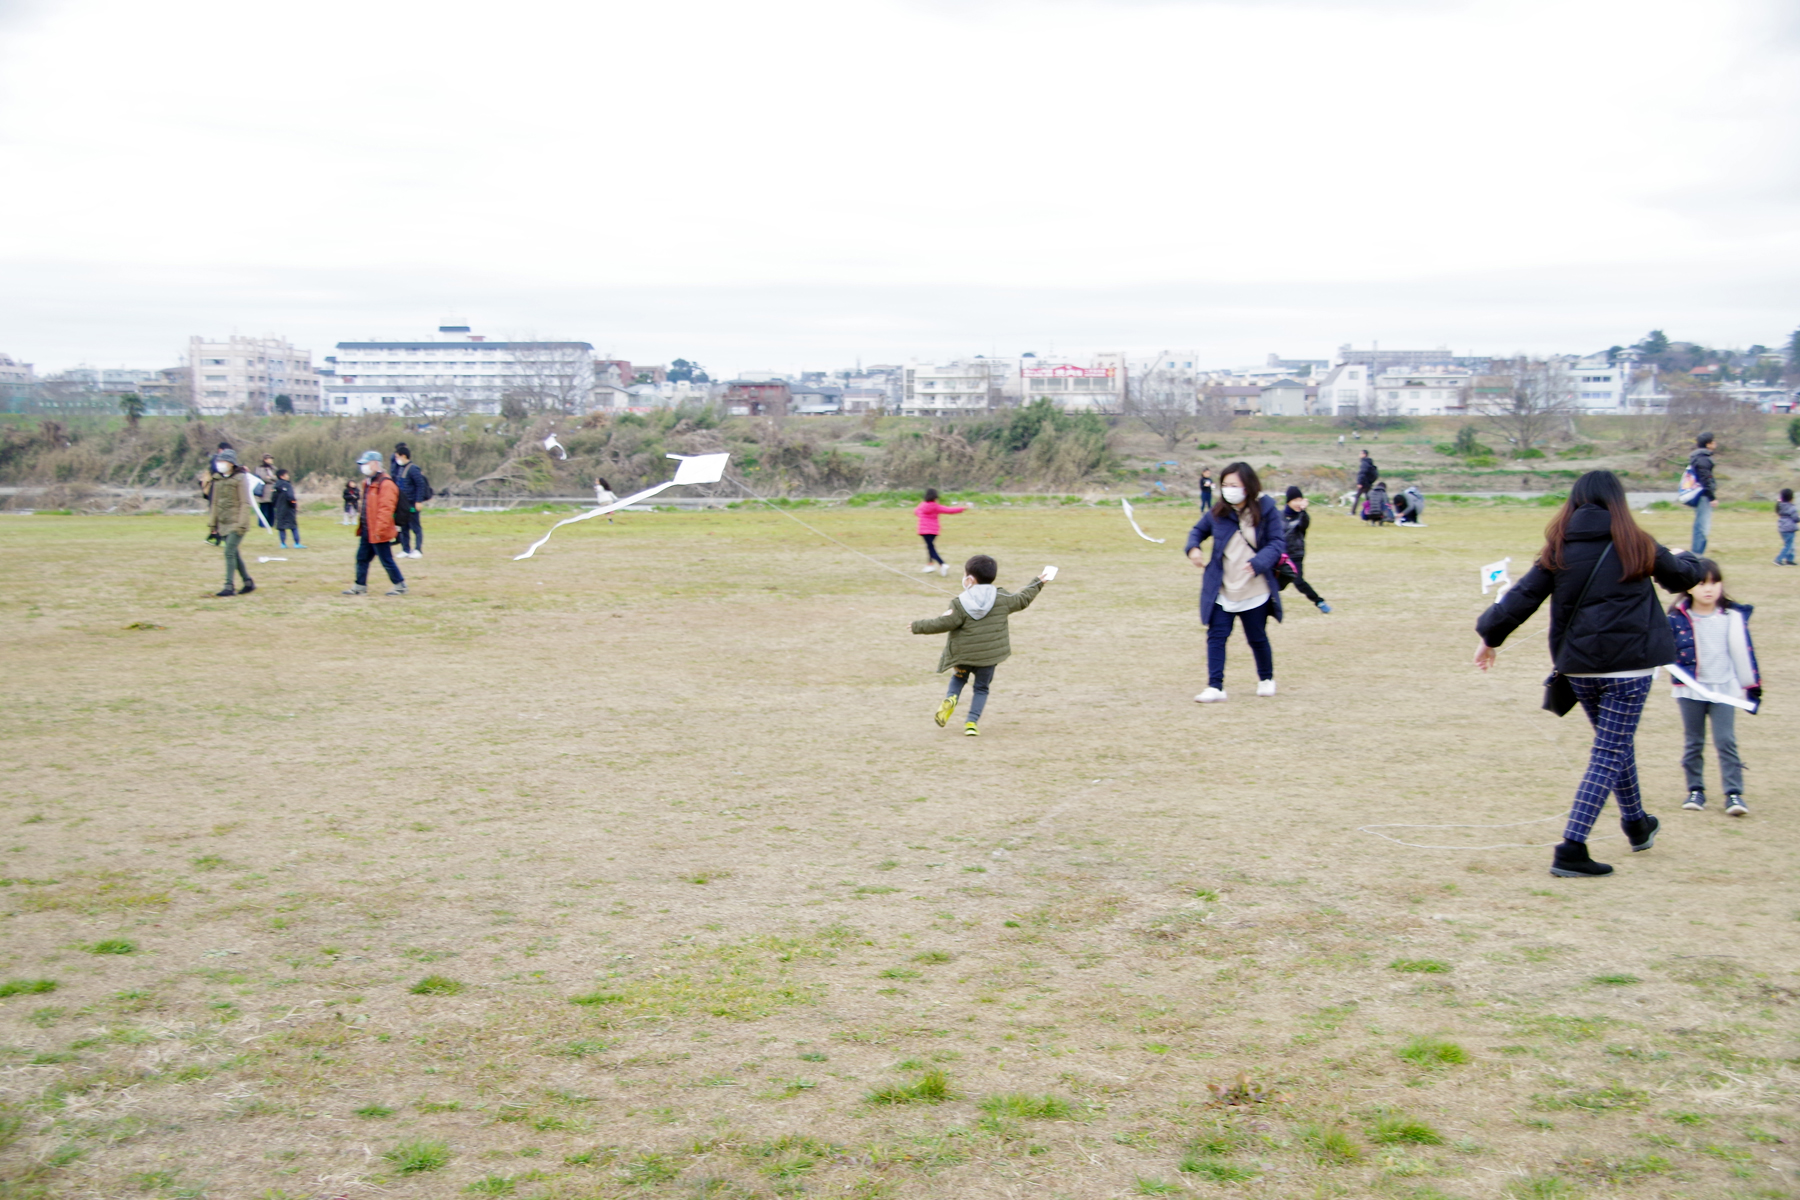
[343,451,406,596]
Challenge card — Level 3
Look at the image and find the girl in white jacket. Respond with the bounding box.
[1667,559,1761,816]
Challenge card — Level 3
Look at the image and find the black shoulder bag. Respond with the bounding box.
[1542,543,1611,716]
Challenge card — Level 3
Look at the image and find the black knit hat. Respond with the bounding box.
[1285,485,1303,501]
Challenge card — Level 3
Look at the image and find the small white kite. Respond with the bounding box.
[543,433,568,460]
[1480,558,1511,596]
[513,452,730,560]
[1120,498,1166,544]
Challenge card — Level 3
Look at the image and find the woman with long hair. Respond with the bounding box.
[1184,462,1286,703]
[1475,470,1703,877]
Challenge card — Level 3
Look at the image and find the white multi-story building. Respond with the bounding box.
[1372,365,1473,416]
[1018,353,1127,412]
[1568,354,1629,411]
[322,325,595,416]
[900,358,1015,417]
[189,335,318,414]
[1314,363,1370,415]
[0,353,34,410]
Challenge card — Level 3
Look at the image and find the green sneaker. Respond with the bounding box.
[934,698,956,727]
[964,721,979,737]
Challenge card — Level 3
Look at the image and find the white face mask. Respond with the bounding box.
[214,461,230,474]
[360,462,377,476]
[1222,486,1247,505]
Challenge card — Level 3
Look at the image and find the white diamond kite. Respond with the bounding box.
[513,453,730,560]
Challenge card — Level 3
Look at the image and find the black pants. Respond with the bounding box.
[258,502,275,529]
[396,510,423,553]
[1199,488,1212,510]
[921,533,943,565]
[1276,554,1325,605]
[356,540,405,586]
[1207,603,1273,689]
[947,664,996,720]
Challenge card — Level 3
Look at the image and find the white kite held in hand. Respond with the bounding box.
[513,453,729,560]
[1663,663,1759,712]
[1480,557,1511,596]
[1120,498,1166,544]
[543,432,568,460]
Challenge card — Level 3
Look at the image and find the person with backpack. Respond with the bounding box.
[1474,470,1704,878]
[344,450,406,596]
[390,442,430,558]
[1687,432,1717,555]
[1354,449,1377,513]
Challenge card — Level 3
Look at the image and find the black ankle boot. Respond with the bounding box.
[238,579,256,595]
[1550,839,1613,878]
[1622,813,1658,852]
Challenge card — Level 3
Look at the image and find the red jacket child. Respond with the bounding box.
[914,488,966,574]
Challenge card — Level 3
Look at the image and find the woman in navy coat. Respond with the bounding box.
[1185,461,1285,703]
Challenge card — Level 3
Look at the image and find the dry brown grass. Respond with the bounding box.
[0,500,1796,1199]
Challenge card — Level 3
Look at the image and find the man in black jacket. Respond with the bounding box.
[1688,432,1716,555]
[391,443,426,558]
[1354,450,1377,512]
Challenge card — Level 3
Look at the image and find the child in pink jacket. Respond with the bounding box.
[914,488,966,576]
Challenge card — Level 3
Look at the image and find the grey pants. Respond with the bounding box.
[1679,696,1742,794]
[221,530,250,589]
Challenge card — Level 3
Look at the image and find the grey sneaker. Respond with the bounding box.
[386,582,408,595]
[1724,793,1747,817]
[341,584,367,595]
[1681,789,1705,811]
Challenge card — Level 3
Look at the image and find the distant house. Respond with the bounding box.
[789,384,844,416]
[1205,384,1263,416]
[1314,363,1370,416]
[723,380,791,417]
[1258,379,1311,417]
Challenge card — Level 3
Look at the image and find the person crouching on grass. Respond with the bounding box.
[910,554,1049,737]
[1186,461,1284,703]
[1474,469,1703,878]
[342,450,406,596]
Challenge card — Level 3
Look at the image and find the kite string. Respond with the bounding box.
[725,475,954,593]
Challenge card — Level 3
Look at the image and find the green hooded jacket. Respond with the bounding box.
[911,578,1047,672]
[208,470,254,536]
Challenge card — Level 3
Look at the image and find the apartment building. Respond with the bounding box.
[322,325,594,416]
[1372,366,1473,415]
[900,358,1013,417]
[1314,363,1370,415]
[189,335,319,414]
[1018,354,1126,412]
[0,354,33,410]
[1569,354,1628,410]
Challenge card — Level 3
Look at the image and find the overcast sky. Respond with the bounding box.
[2,0,1797,376]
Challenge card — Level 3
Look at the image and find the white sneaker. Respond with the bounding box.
[411,550,424,559]
[1256,679,1277,697]
[1195,688,1227,703]
[939,563,949,576]
[920,564,937,573]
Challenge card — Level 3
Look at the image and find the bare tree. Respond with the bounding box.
[507,343,595,415]
[1473,357,1576,451]
[1640,373,1759,467]
[1126,355,1198,449]
[1196,385,1238,433]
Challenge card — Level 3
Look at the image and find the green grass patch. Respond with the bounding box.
[1389,958,1452,973]
[911,950,954,964]
[408,974,464,996]
[568,938,823,1022]
[865,1069,953,1105]
[354,1104,396,1118]
[1368,1112,1445,1145]
[1590,973,1640,986]
[384,1138,451,1174]
[0,979,57,998]
[978,1092,1075,1121]
[1397,1035,1468,1066]
[84,938,137,955]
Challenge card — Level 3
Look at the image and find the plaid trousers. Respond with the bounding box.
[1564,674,1652,842]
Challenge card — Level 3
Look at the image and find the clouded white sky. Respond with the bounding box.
[2,0,1796,375]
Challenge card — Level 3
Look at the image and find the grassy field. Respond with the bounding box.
[0,499,1796,1200]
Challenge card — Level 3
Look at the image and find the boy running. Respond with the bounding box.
[910,555,1049,736]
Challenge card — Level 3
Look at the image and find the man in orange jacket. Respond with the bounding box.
[343,450,407,596]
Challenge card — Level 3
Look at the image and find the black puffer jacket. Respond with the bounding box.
[1282,505,1309,558]
[1477,504,1703,673]
[1687,447,1715,500]
[1357,456,1378,487]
